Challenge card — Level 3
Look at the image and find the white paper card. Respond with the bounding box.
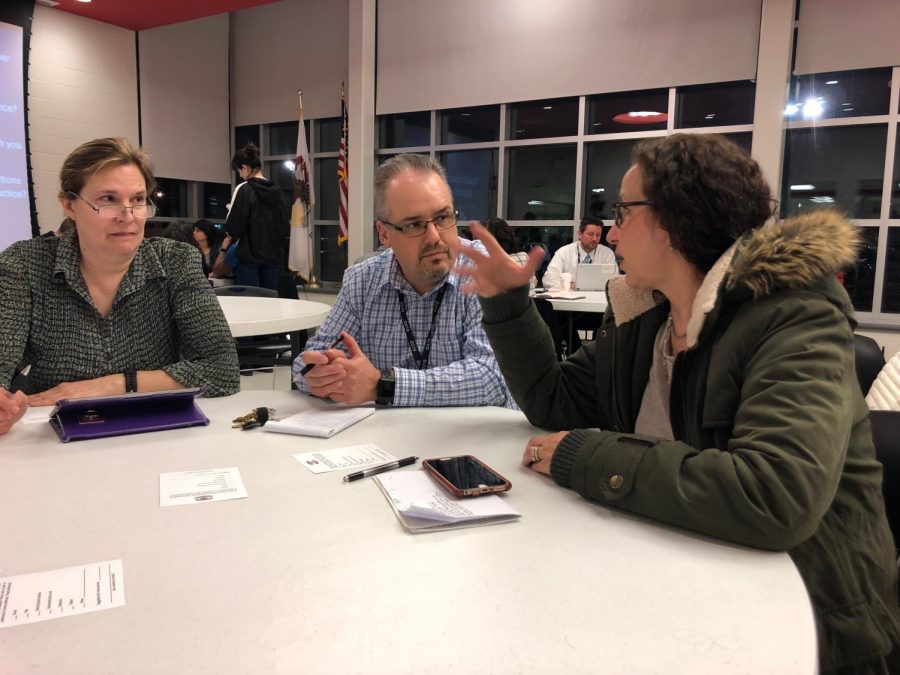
[265,406,375,438]
[159,467,247,507]
[293,443,396,474]
[0,559,125,628]
[21,406,52,424]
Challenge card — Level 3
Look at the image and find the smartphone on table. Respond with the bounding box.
[422,455,511,498]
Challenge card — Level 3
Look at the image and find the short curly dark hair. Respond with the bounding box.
[632,134,773,273]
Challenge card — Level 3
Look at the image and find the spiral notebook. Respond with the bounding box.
[264,405,375,438]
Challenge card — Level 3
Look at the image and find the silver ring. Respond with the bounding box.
[530,445,542,464]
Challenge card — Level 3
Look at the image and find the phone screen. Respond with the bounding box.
[426,456,507,490]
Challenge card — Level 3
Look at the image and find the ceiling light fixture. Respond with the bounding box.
[825,80,838,85]
[612,111,668,124]
[542,106,553,110]
[790,184,816,191]
[283,160,295,170]
[527,200,545,206]
[802,98,824,119]
[591,188,605,193]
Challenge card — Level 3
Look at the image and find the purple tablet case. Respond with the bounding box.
[49,388,209,442]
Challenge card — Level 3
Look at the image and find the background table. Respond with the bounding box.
[217,296,331,364]
[0,391,817,674]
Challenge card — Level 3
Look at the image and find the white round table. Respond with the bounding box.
[216,296,331,338]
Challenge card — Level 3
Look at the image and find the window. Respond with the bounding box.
[583,139,640,219]
[316,225,348,283]
[883,228,900,313]
[268,121,300,156]
[508,97,578,140]
[377,111,430,148]
[316,157,340,221]
[676,81,756,128]
[439,149,498,221]
[316,117,342,153]
[506,144,576,219]
[202,182,231,220]
[785,68,893,121]
[439,105,500,144]
[781,125,888,219]
[587,89,668,134]
[892,126,900,218]
[234,124,260,151]
[152,177,188,218]
[842,227,879,313]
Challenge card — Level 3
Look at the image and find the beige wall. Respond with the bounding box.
[139,15,231,184]
[230,0,349,126]
[28,5,139,232]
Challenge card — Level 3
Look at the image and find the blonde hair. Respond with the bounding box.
[58,137,156,199]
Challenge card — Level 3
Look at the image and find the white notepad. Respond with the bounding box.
[375,470,521,533]
[264,405,375,438]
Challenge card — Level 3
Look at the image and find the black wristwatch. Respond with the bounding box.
[375,368,396,407]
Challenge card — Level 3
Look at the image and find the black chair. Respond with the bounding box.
[534,298,579,361]
[854,334,886,397]
[213,285,294,372]
[870,410,900,554]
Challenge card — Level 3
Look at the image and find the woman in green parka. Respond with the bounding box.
[461,133,900,673]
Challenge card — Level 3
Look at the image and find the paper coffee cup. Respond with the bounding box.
[559,272,573,290]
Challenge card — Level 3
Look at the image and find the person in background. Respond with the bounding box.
[293,153,514,409]
[192,219,223,277]
[211,233,238,279]
[482,217,535,289]
[867,351,900,411]
[225,143,289,291]
[460,133,900,672]
[0,137,240,436]
[542,216,616,290]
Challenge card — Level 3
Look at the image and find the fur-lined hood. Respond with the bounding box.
[607,209,860,346]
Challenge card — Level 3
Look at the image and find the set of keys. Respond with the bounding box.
[232,407,277,430]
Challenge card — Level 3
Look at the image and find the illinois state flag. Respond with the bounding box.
[289,92,315,280]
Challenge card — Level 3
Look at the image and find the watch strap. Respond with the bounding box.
[124,370,138,393]
[375,368,395,407]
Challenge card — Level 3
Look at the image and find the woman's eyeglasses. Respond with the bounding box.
[67,192,157,219]
[612,201,654,227]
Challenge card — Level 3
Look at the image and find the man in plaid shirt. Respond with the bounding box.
[293,154,515,409]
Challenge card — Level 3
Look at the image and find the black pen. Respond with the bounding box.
[299,335,345,376]
[343,456,418,483]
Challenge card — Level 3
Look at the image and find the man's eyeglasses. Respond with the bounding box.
[67,192,157,220]
[612,200,654,227]
[381,211,458,238]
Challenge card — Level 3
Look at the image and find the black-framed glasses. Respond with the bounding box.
[381,211,458,237]
[612,200,654,227]
[66,191,157,220]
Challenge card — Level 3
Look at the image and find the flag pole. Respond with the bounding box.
[300,89,321,289]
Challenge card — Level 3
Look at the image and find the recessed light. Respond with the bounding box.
[527,200,544,206]
[802,98,824,119]
[591,188,605,193]
[844,108,854,112]
[810,196,836,203]
[825,80,838,85]
[542,106,553,110]
[460,113,471,117]
[791,184,816,191]
[612,111,668,124]
[705,114,715,119]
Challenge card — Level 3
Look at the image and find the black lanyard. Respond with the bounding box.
[397,283,449,370]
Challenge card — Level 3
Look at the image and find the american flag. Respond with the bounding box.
[337,84,348,246]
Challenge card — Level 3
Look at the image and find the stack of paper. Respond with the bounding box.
[264,405,375,438]
[375,470,520,533]
[535,291,586,300]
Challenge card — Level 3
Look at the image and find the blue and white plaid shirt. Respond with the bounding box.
[293,239,515,408]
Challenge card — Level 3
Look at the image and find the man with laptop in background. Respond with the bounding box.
[541,216,616,290]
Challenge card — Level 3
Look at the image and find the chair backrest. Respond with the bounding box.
[870,411,900,550]
[854,334,885,396]
[533,298,568,362]
[213,285,278,298]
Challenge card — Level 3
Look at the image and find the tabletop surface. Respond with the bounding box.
[0,391,817,674]
[535,290,607,313]
[217,296,331,337]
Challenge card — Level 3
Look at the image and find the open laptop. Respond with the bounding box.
[576,263,616,291]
